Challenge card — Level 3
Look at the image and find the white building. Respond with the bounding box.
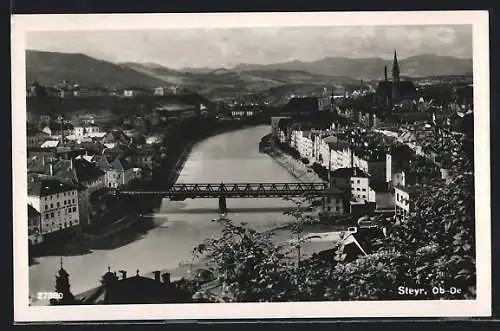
[394,186,411,219]
[27,177,80,236]
[330,167,376,204]
[73,124,101,137]
[296,130,313,159]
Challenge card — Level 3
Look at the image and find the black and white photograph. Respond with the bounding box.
[12,11,490,321]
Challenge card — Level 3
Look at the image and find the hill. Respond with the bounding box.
[232,54,472,79]
[26,50,166,88]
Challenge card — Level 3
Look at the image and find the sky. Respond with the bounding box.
[26,25,472,69]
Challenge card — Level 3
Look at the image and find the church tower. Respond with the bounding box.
[52,257,77,305]
[391,50,400,104]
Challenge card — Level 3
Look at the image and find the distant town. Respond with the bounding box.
[26,49,475,305]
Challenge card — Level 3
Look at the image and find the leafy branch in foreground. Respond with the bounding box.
[191,134,475,301]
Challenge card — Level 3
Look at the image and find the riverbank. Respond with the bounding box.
[260,135,324,184]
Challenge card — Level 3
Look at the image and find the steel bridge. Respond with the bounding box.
[109,182,337,199]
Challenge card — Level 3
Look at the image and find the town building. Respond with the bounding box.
[102,129,130,149]
[52,158,106,227]
[27,176,80,236]
[74,269,193,304]
[98,156,137,188]
[375,50,417,109]
[73,124,102,137]
[281,97,320,116]
[27,131,51,149]
[330,167,376,205]
[28,204,43,245]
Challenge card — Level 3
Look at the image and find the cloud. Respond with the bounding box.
[26,25,472,68]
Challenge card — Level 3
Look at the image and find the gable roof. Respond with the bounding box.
[27,176,77,197]
[111,157,132,171]
[331,167,370,179]
[28,204,40,218]
[54,158,105,183]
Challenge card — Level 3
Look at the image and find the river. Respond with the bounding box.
[30,125,335,302]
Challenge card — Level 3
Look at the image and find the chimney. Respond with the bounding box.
[119,270,127,280]
[161,272,171,285]
[153,271,161,282]
[384,66,388,82]
[49,163,53,176]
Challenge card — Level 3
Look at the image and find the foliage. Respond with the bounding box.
[193,218,294,302]
[193,131,476,302]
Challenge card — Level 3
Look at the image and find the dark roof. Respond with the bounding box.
[54,158,105,183]
[111,157,133,171]
[102,130,129,144]
[80,142,106,155]
[28,204,40,218]
[331,167,370,178]
[375,80,417,98]
[79,275,193,304]
[282,97,319,113]
[27,177,77,197]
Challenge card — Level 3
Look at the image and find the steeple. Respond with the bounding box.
[52,257,76,305]
[392,49,400,77]
[391,49,400,104]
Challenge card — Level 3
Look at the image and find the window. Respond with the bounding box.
[57,194,59,198]
[44,197,47,201]
[50,212,54,218]
[362,188,366,192]
[50,203,53,208]
[356,188,360,191]
[45,214,49,219]
[73,207,76,212]
[56,202,60,208]
[58,211,60,216]
[72,199,75,204]
[67,208,71,213]
[45,205,48,210]
[362,195,366,199]
[64,200,66,205]
[357,180,360,184]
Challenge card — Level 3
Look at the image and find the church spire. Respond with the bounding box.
[391,49,400,105]
[392,49,400,77]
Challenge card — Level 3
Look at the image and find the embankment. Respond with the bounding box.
[260,135,323,184]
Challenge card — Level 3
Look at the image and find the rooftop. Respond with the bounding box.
[331,167,370,179]
[27,176,77,197]
[28,204,40,218]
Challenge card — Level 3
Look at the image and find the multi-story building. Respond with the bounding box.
[27,176,80,236]
[73,124,101,137]
[98,156,137,188]
[295,130,313,160]
[53,158,106,227]
[28,204,43,245]
[330,167,376,204]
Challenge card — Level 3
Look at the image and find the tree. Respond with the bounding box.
[192,218,294,302]
[192,134,476,302]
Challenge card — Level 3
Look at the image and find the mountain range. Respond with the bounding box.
[26,50,473,100]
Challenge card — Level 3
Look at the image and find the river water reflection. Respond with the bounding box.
[29,125,304,299]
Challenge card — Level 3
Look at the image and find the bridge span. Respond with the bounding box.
[109,182,341,199]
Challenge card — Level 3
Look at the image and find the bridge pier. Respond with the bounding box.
[218,195,227,214]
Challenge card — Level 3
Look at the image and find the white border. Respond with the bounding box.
[12,11,491,322]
